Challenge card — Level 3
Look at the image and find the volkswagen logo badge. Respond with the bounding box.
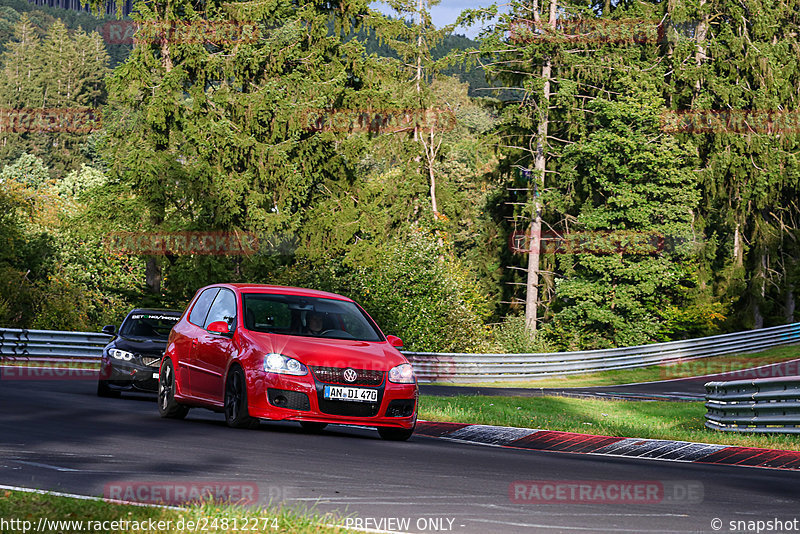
[343,368,358,383]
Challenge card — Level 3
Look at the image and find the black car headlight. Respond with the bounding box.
[109,348,134,361]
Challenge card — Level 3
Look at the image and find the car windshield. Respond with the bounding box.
[119,313,180,340]
[242,293,383,342]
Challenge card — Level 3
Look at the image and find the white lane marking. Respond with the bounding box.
[11,460,80,472]
[0,484,182,509]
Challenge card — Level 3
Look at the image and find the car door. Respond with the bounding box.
[193,288,238,402]
[182,287,219,397]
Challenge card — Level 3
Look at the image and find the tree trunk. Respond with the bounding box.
[525,0,556,333]
[145,257,162,295]
[785,285,796,323]
[692,0,708,104]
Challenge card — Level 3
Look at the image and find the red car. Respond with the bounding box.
[158,283,418,440]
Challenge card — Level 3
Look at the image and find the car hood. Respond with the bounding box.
[111,336,168,354]
[244,332,407,370]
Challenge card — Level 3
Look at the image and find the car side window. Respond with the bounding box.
[188,288,219,327]
[204,289,237,330]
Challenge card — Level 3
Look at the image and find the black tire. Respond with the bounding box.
[97,379,121,398]
[378,425,415,441]
[158,359,189,419]
[225,366,259,429]
[300,422,328,433]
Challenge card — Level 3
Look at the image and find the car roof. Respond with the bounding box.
[127,308,182,316]
[214,284,354,302]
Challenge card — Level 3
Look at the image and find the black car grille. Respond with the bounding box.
[318,398,381,417]
[268,389,310,411]
[311,368,385,417]
[310,366,384,386]
[385,399,415,417]
[139,355,162,368]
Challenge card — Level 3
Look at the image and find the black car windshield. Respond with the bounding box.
[119,313,180,340]
[242,293,383,342]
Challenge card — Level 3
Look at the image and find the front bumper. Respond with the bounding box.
[99,357,160,392]
[246,369,418,429]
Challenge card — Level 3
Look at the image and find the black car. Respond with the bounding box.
[97,308,182,397]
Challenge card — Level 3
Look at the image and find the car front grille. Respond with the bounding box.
[139,355,162,368]
[310,366,384,386]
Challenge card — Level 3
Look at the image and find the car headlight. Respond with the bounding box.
[263,353,308,376]
[109,348,134,361]
[388,363,415,384]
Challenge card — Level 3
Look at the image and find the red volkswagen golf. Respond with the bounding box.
[158,284,418,440]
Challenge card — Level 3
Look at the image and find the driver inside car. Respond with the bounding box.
[305,312,326,335]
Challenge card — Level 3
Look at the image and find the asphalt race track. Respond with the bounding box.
[420,358,800,401]
[2,379,800,533]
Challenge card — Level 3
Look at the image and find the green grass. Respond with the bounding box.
[419,394,800,451]
[0,489,355,534]
[428,344,800,388]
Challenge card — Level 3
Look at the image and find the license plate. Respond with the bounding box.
[152,372,159,379]
[324,385,377,403]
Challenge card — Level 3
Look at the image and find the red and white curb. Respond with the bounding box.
[415,421,800,470]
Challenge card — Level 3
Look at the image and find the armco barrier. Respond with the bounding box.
[403,323,800,383]
[0,328,109,367]
[1,323,799,383]
[705,377,800,434]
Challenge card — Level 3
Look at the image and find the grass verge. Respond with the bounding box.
[0,489,353,534]
[419,394,800,451]
[427,344,800,388]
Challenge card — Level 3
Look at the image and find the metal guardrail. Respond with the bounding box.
[0,328,109,367]
[705,376,800,433]
[403,323,800,383]
[1,323,798,383]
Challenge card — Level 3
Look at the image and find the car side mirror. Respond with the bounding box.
[386,335,404,349]
[207,320,232,336]
[102,325,116,336]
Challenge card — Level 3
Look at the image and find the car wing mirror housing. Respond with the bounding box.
[386,335,404,349]
[207,321,233,337]
[102,325,116,336]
